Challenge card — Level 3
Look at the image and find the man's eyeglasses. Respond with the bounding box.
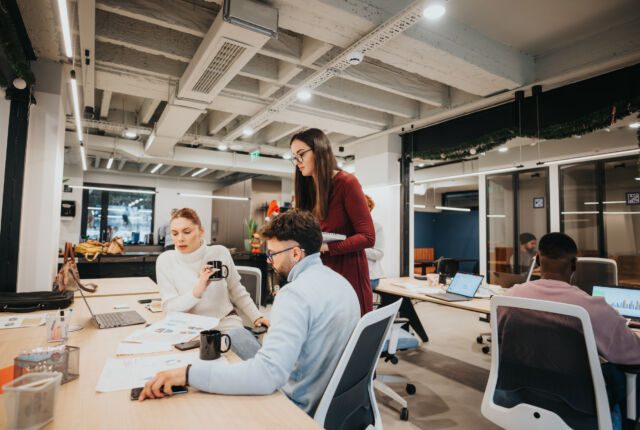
[266,245,304,262]
[290,149,312,165]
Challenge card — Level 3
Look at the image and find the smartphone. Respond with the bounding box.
[130,385,188,401]
[174,339,200,351]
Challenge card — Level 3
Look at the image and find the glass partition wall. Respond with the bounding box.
[486,168,549,285]
[561,156,640,287]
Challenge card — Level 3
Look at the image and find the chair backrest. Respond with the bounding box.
[236,266,262,307]
[482,296,611,430]
[414,247,435,261]
[314,298,402,430]
[436,258,459,277]
[570,257,618,296]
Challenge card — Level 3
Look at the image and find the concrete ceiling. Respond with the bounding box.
[17,0,640,179]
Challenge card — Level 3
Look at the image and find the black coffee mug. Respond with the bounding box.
[207,260,229,280]
[200,330,231,360]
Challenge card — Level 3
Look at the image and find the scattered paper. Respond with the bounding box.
[124,312,219,346]
[392,281,443,295]
[96,352,205,392]
[116,342,174,356]
[0,315,46,330]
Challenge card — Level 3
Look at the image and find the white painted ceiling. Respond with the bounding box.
[16,0,640,180]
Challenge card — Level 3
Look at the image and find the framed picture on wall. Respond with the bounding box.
[627,192,640,205]
[533,197,545,209]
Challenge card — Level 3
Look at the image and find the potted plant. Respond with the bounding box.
[244,219,258,252]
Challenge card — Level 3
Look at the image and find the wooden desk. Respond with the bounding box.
[376,277,491,342]
[74,277,159,298]
[0,295,320,429]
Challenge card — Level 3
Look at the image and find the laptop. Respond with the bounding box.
[78,289,146,329]
[425,272,484,302]
[592,285,640,323]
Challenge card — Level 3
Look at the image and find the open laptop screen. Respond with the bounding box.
[447,273,484,298]
[592,285,640,319]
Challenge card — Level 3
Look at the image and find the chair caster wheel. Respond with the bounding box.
[476,335,484,344]
[390,356,398,365]
[482,346,490,354]
[406,384,416,395]
[400,408,409,421]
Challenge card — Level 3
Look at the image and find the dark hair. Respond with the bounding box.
[290,128,338,220]
[171,208,203,229]
[259,209,322,255]
[538,233,577,259]
[519,232,536,245]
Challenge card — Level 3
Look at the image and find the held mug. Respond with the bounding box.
[199,330,231,360]
[207,260,229,280]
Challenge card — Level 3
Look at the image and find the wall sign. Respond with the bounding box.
[627,192,640,205]
[533,197,545,209]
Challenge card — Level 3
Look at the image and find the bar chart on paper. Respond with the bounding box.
[592,286,640,318]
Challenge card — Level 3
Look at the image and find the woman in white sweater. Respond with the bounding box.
[364,195,384,290]
[156,208,269,333]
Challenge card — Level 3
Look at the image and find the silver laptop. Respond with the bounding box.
[78,289,146,329]
[592,285,640,322]
[426,272,484,302]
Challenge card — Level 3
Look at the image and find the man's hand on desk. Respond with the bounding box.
[138,367,187,401]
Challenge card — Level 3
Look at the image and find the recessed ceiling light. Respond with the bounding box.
[498,147,509,153]
[282,153,292,160]
[123,129,138,139]
[297,88,312,101]
[629,122,640,129]
[242,128,254,137]
[218,144,228,151]
[423,4,446,20]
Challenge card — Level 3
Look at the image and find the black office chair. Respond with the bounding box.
[436,258,459,283]
[570,257,618,296]
[314,299,402,430]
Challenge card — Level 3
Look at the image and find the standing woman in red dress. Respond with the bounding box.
[290,128,375,315]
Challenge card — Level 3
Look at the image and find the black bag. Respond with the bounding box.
[0,291,74,313]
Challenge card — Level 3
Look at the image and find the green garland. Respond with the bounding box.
[415,96,640,161]
[0,4,35,88]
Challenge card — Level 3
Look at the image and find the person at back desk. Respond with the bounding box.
[139,209,360,416]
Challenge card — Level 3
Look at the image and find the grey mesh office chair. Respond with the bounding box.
[314,298,402,430]
[571,257,618,296]
[236,266,262,307]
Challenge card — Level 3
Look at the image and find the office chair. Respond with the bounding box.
[314,298,402,430]
[374,318,420,421]
[570,257,618,296]
[482,296,613,430]
[436,258,459,283]
[236,266,262,307]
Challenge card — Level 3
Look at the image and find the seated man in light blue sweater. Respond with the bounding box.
[139,209,360,415]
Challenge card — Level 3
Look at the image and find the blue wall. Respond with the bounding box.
[414,210,479,272]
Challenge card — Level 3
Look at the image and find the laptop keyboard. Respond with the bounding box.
[96,311,143,328]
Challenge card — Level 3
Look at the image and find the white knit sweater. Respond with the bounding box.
[155,243,262,325]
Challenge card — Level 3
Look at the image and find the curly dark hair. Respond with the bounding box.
[259,209,322,255]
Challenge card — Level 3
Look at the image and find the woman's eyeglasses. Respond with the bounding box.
[290,149,312,165]
[266,245,304,262]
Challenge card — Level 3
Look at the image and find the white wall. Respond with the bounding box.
[0,95,10,226]
[353,134,402,278]
[17,60,66,292]
[59,168,219,246]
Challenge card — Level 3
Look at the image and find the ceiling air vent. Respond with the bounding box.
[192,41,247,94]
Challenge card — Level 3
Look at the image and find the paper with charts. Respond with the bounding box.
[96,352,215,392]
[124,312,219,345]
[0,314,46,330]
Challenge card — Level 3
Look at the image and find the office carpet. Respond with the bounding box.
[377,300,500,429]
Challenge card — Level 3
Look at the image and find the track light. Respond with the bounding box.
[150,163,163,174]
[191,168,208,177]
[56,0,73,58]
[70,70,83,142]
[80,144,87,171]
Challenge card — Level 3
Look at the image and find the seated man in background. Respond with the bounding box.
[511,232,537,274]
[139,209,360,416]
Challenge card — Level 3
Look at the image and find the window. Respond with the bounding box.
[486,168,549,283]
[80,184,155,245]
[561,156,640,287]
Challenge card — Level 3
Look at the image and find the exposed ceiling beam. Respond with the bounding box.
[78,0,96,110]
[260,123,302,144]
[212,170,236,181]
[179,167,195,177]
[96,41,186,79]
[138,163,149,172]
[117,159,126,170]
[159,164,173,175]
[139,98,161,124]
[94,156,101,168]
[207,111,237,135]
[99,90,112,118]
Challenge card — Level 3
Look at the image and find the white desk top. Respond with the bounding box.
[74,277,159,298]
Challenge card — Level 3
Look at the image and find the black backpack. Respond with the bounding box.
[0,291,74,313]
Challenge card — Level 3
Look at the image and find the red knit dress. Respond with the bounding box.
[320,171,375,315]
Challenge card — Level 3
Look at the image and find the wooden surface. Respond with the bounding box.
[0,294,320,429]
[377,277,491,314]
[74,277,160,298]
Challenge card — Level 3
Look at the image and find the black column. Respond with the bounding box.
[399,134,413,277]
[0,87,31,293]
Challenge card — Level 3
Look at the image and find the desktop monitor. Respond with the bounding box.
[447,273,484,298]
[592,285,640,319]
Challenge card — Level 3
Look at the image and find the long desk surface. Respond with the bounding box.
[377,277,491,315]
[0,291,320,429]
[74,277,160,298]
